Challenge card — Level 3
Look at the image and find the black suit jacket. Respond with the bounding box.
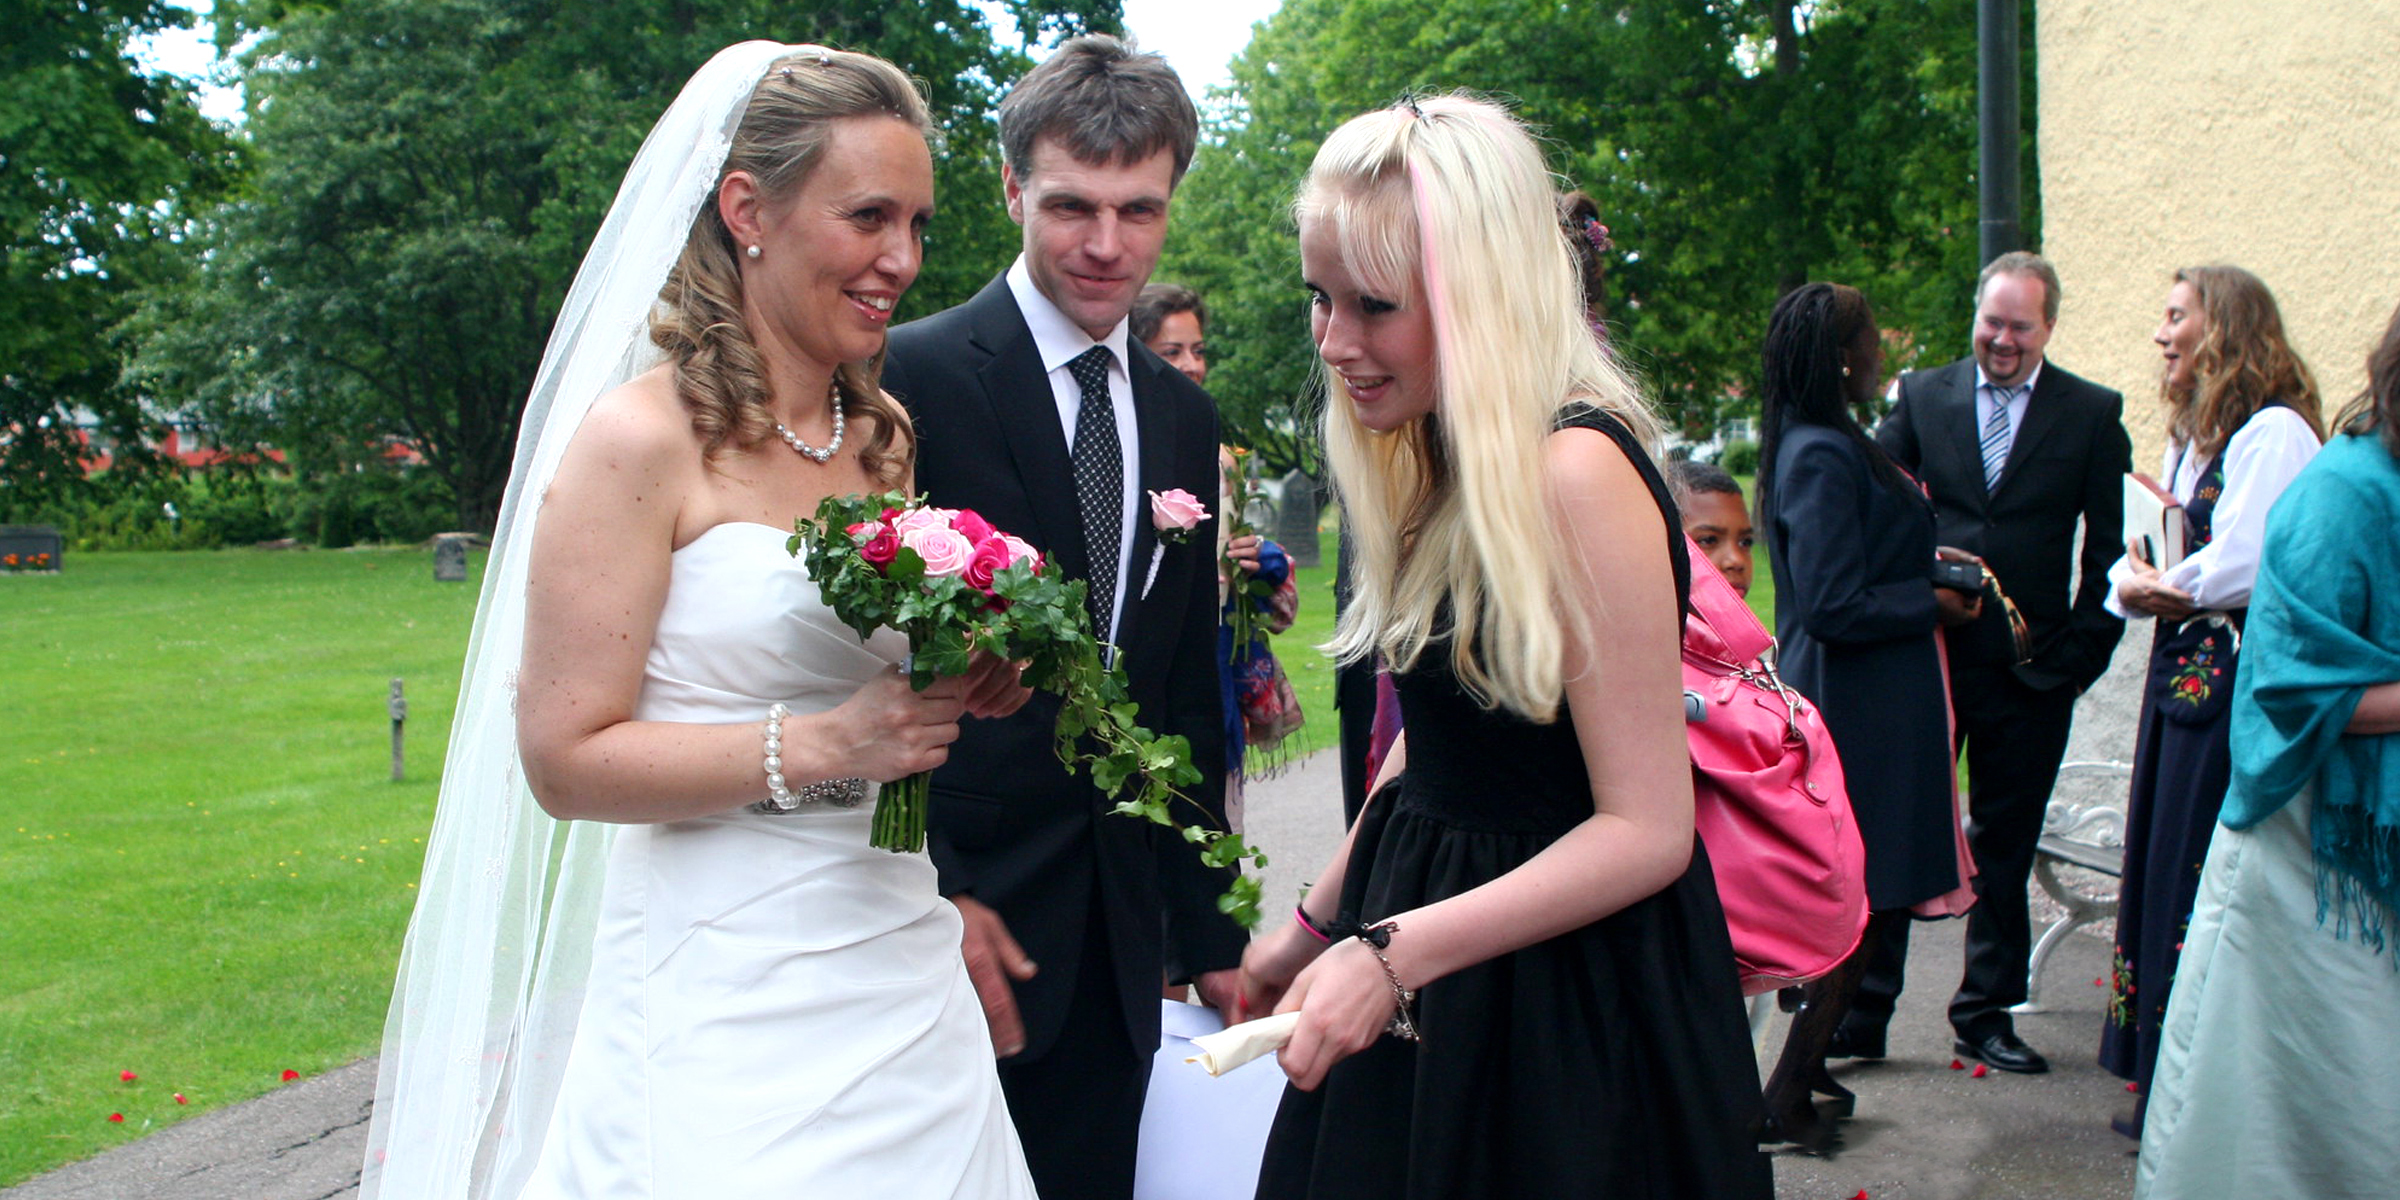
[1876,357,2131,692]
[881,274,1244,1063]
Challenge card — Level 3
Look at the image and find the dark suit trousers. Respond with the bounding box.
[997,887,1149,1200]
[1849,657,2075,1040]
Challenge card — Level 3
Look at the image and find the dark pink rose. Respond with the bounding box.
[951,508,997,545]
[961,536,1010,591]
[860,529,901,568]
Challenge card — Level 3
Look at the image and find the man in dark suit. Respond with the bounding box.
[879,35,1245,1200]
[1848,251,2133,1074]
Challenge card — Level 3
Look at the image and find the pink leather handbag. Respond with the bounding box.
[1680,536,1869,995]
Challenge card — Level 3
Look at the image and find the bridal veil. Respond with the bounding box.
[361,42,814,1198]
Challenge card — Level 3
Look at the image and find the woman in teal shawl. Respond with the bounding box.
[2136,300,2400,1200]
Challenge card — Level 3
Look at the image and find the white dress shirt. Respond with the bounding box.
[1977,360,2042,447]
[1006,256,1140,637]
[2104,404,2321,617]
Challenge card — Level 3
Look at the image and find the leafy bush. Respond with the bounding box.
[1718,439,1760,477]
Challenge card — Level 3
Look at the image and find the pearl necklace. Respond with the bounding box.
[774,383,845,464]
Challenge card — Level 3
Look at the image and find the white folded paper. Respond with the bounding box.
[1184,1012,1300,1076]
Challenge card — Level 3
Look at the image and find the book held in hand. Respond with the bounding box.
[2122,472,2187,570]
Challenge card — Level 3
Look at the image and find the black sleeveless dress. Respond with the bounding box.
[1254,409,1773,1200]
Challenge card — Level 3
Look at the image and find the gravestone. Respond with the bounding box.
[1273,470,1322,568]
[0,525,63,574]
[432,533,470,582]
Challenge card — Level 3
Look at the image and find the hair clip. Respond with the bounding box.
[1403,98,1424,119]
[780,66,794,80]
[813,49,831,66]
[1582,216,1612,254]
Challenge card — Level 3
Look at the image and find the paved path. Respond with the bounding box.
[5,748,2134,1199]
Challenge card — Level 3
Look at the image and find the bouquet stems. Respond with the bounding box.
[871,770,931,854]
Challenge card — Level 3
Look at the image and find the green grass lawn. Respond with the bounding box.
[0,548,480,1186]
[0,506,1770,1186]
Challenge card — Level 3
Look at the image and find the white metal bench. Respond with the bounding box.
[2009,760,2130,1015]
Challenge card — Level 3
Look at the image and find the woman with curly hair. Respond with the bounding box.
[2101,265,2324,1135]
[2134,297,2400,1199]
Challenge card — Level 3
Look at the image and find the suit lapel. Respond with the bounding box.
[1112,350,1180,653]
[964,282,1090,581]
[1991,366,2066,501]
[1933,360,1990,505]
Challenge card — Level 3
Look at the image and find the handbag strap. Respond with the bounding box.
[1682,534,1772,663]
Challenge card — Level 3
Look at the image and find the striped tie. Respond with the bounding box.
[1981,384,2019,491]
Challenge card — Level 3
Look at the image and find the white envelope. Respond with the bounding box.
[1132,1000,1290,1200]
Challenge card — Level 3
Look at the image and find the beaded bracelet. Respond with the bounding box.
[758,703,799,811]
[751,703,873,814]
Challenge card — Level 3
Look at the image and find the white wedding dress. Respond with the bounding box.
[519,521,1036,1199]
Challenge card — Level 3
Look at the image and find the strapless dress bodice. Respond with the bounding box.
[637,522,909,726]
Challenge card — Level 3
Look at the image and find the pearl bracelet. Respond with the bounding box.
[759,703,798,810]
[751,703,872,814]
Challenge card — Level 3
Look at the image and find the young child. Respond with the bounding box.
[1669,459,1755,597]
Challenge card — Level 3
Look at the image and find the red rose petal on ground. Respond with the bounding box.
[1949,1058,1966,1070]
[1855,1192,1870,1200]
[1972,1063,1990,1078]
[2127,1081,2141,1093]
[281,1069,300,1082]
[2094,977,2107,987]
[108,1113,125,1123]
[119,1069,137,1082]
[174,1093,188,1105]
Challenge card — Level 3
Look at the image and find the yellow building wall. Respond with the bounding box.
[2038,0,2400,465]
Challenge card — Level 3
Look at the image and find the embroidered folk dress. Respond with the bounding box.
[2098,404,2320,1114]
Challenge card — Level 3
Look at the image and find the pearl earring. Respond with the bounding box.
[746,245,761,259]
[1840,365,1851,377]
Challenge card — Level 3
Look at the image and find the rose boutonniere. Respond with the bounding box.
[1149,488,1207,544]
[795,492,1265,926]
[1142,488,1210,602]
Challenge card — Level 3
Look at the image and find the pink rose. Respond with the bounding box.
[890,505,957,538]
[951,508,997,545]
[846,519,887,542]
[859,528,901,568]
[961,536,1011,591]
[1149,488,1208,543]
[901,524,974,577]
[1001,534,1042,572]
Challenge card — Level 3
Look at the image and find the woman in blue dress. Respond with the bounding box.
[2135,298,2400,1198]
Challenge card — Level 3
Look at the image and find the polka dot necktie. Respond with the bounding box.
[1067,346,1122,640]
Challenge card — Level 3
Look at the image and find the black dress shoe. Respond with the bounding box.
[1952,1032,2049,1074]
[1824,1023,1886,1061]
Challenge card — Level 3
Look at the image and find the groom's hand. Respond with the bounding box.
[954,894,1037,1058]
[1192,968,1245,1020]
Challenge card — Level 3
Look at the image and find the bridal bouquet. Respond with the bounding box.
[792,493,1267,926]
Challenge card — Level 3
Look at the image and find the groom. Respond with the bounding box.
[880,35,1246,1200]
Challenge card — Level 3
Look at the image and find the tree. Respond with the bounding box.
[1161,0,2037,468]
[135,0,1117,531]
[0,0,238,516]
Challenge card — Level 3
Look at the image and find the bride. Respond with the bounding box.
[361,43,1037,1199]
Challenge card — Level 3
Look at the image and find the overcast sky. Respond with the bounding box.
[132,1,1284,123]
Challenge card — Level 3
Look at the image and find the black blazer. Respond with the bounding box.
[881,274,1243,1063]
[1876,357,2131,692]
[1766,423,1960,909]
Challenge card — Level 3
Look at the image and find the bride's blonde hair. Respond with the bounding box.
[1303,95,1662,722]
